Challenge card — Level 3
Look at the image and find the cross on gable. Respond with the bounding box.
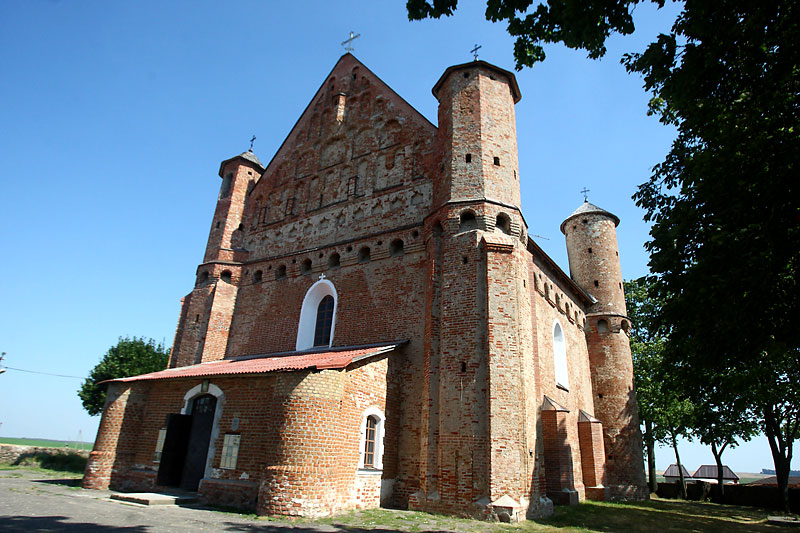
[342,31,360,53]
[319,273,326,280]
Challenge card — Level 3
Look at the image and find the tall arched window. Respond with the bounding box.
[314,295,334,347]
[553,321,569,390]
[296,279,338,350]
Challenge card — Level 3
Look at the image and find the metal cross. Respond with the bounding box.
[342,31,360,53]
[249,135,256,151]
[580,187,591,202]
[470,44,482,60]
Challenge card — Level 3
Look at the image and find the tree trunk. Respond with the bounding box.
[764,408,792,513]
[672,434,687,499]
[645,419,658,494]
[711,441,725,499]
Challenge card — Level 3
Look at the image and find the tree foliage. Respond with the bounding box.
[625,277,693,497]
[78,337,169,416]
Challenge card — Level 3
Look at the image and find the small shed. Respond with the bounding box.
[663,464,692,483]
[692,465,740,484]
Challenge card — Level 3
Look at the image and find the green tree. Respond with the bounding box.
[78,337,169,416]
[409,0,799,511]
[625,277,692,498]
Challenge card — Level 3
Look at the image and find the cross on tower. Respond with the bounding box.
[470,44,482,60]
[342,31,360,53]
[249,135,256,151]
[580,187,591,202]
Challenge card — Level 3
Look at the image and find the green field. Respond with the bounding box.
[0,437,93,451]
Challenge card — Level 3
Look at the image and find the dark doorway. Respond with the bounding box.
[180,394,217,491]
[156,414,192,487]
[155,394,217,491]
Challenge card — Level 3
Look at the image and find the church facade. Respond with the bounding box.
[83,54,647,520]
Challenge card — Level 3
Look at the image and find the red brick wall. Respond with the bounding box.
[84,355,393,517]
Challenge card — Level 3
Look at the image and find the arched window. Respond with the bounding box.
[597,319,609,333]
[296,279,337,350]
[390,239,404,257]
[358,407,385,470]
[496,213,511,234]
[314,295,334,347]
[328,253,340,268]
[459,210,477,232]
[553,321,569,390]
[358,246,371,263]
[301,258,312,275]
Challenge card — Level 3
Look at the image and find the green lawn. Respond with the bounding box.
[308,498,795,532]
[0,437,93,451]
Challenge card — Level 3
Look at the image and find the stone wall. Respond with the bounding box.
[0,444,89,464]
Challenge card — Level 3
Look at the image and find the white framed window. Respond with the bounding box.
[553,320,569,391]
[220,434,241,469]
[153,428,167,463]
[296,278,338,350]
[357,407,385,471]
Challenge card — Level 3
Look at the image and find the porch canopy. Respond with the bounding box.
[102,342,402,383]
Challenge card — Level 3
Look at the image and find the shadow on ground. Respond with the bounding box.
[539,498,791,532]
[0,516,148,532]
[32,477,82,487]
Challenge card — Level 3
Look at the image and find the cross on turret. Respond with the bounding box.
[580,187,590,202]
[470,44,481,60]
[249,135,256,151]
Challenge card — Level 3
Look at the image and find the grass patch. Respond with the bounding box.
[0,437,93,450]
[290,498,794,532]
[530,497,789,532]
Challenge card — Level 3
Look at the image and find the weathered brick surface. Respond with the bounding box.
[85,54,647,519]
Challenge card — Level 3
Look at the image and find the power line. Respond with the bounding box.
[3,366,84,380]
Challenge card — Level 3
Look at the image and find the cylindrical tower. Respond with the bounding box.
[561,201,648,500]
[204,150,264,263]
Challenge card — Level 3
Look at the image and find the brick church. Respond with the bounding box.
[83,53,647,520]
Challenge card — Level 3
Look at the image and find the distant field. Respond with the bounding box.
[0,437,93,451]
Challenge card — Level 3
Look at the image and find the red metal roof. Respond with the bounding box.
[106,344,398,383]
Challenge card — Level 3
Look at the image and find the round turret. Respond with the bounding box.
[561,201,626,315]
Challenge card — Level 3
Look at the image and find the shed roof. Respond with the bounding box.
[103,343,400,384]
[692,465,739,480]
[664,464,692,477]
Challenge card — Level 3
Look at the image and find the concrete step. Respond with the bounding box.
[110,491,198,506]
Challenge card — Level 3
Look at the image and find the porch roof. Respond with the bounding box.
[103,342,402,384]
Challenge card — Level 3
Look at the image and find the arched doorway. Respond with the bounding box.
[156,393,218,491]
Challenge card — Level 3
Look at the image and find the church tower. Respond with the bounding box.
[561,202,648,499]
[417,60,539,520]
[169,150,264,368]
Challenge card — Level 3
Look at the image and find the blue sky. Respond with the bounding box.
[0,1,793,474]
